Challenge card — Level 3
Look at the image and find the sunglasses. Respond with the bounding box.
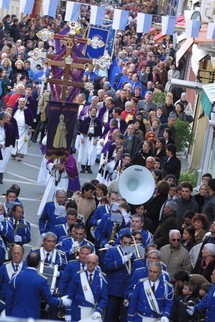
[172,239,180,242]
[135,238,142,241]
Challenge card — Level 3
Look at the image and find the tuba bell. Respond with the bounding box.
[118,165,155,204]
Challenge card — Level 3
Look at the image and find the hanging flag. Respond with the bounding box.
[161,16,176,36]
[65,1,81,22]
[206,22,215,40]
[86,27,108,58]
[20,0,34,14]
[136,13,152,33]
[90,5,105,26]
[0,0,10,9]
[185,20,201,38]
[112,9,129,31]
[42,0,58,18]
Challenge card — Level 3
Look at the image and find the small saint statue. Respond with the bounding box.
[53,114,67,149]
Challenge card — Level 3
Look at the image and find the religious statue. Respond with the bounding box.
[53,114,67,149]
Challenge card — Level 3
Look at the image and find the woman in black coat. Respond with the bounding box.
[145,180,169,233]
[164,143,181,183]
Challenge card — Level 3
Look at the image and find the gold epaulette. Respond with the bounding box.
[38,272,48,279]
[31,247,40,251]
[164,280,173,287]
[139,277,148,282]
[57,249,66,255]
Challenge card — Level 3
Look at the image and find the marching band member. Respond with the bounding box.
[126,250,170,301]
[65,254,108,322]
[30,232,67,272]
[9,204,31,245]
[103,233,134,322]
[58,223,95,261]
[58,245,93,296]
[54,208,79,243]
[115,214,153,249]
[39,189,67,234]
[127,261,173,322]
[0,202,14,266]
[5,252,71,319]
[0,244,26,315]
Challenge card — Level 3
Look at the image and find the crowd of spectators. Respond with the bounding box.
[0,4,214,322]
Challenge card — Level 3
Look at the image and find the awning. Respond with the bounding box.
[201,83,215,118]
[176,38,194,66]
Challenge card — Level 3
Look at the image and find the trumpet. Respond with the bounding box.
[74,241,81,259]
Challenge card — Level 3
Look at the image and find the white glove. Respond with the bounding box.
[186,306,194,316]
[161,317,169,322]
[71,241,80,253]
[123,253,132,263]
[0,222,3,231]
[14,235,22,242]
[64,314,71,322]
[97,219,101,225]
[92,311,101,319]
[121,209,130,224]
[61,295,72,307]
[0,215,4,222]
[104,243,111,249]
[57,271,60,277]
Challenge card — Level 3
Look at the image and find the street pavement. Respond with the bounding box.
[0,143,99,253]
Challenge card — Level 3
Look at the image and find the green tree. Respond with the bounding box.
[174,119,193,152]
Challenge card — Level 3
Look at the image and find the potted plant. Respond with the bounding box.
[174,118,193,153]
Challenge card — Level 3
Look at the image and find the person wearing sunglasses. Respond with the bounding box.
[160,229,192,282]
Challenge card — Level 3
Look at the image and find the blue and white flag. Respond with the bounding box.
[207,22,215,40]
[20,0,34,14]
[136,13,152,33]
[185,20,201,38]
[65,1,81,22]
[90,5,105,26]
[161,16,176,35]
[43,0,58,17]
[0,0,10,9]
[112,9,129,31]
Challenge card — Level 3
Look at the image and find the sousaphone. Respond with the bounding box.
[118,165,155,204]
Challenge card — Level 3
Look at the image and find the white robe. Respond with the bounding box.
[37,161,68,216]
[0,126,12,173]
[11,109,29,155]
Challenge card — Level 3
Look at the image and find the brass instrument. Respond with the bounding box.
[108,222,119,246]
[74,241,81,259]
[131,235,141,259]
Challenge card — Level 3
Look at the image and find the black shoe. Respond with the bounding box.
[86,166,93,174]
[0,173,3,184]
[80,165,86,173]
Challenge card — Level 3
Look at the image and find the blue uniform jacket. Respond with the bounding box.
[30,247,67,271]
[126,267,170,300]
[58,237,95,261]
[115,227,153,249]
[39,202,65,234]
[58,260,82,295]
[194,284,215,322]
[9,217,31,245]
[88,205,109,227]
[67,269,108,321]
[53,223,68,243]
[95,213,129,248]
[0,220,14,265]
[0,261,27,312]
[103,245,133,298]
[5,268,62,319]
[127,277,173,322]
